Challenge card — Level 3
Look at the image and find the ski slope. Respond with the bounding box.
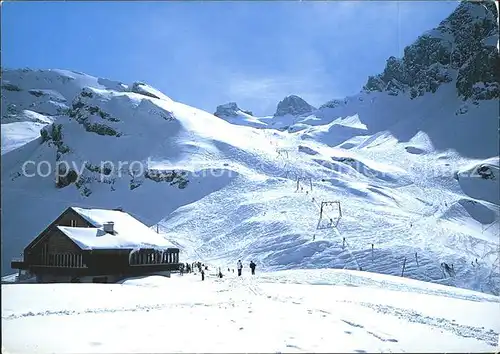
[1,66,499,296]
[2,269,499,353]
[1,69,129,154]
[1,122,46,155]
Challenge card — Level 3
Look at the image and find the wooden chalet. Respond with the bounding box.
[11,206,180,283]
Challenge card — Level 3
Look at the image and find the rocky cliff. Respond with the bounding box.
[363,1,499,101]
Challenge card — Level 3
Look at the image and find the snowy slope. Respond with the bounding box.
[217,110,269,129]
[294,83,499,159]
[1,67,499,296]
[1,122,45,155]
[1,68,128,153]
[213,102,268,129]
[1,2,499,297]
[2,270,499,353]
[1,68,127,124]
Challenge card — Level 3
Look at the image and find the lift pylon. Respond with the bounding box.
[316,201,342,229]
[276,148,292,159]
[296,177,313,192]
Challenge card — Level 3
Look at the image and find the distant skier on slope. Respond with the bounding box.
[442,262,453,276]
[201,269,205,281]
[237,260,243,276]
[249,261,256,275]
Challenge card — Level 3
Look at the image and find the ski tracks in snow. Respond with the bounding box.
[3,275,498,351]
[227,277,499,349]
[349,300,499,347]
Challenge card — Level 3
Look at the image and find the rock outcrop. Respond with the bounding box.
[214,102,253,117]
[363,1,499,100]
[274,95,316,117]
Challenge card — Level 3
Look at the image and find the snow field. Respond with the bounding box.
[2,269,499,353]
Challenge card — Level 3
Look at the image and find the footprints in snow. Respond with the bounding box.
[341,319,364,328]
[341,319,399,343]
[355,301,499,347]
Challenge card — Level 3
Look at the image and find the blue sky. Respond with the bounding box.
[3,1,459,116]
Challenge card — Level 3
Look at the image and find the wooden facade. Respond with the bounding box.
[11,207,181,283]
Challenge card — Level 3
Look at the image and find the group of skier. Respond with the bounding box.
[237,260,256,276]
[181,260,257,280]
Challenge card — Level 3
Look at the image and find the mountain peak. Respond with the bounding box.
[214,102,253,117]
[274,95,315,117]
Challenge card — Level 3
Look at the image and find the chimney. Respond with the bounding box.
[103,221,115,234]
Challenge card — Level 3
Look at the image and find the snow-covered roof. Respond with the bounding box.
[56,207,177,250]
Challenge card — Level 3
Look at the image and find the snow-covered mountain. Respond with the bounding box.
[214,102,254,118]
[363,0,498,100]
[1,1,499,299]
[274,95,316,117]
[213,102,268,128]
[0,69,129,154]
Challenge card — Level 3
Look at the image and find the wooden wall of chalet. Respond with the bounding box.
[25,207,92,255]
[27,231,82,266]
[25,207,92,265]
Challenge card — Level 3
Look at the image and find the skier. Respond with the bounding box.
[443,262,452,275]
[218,268,223,279]
[179,263,184,276]
[201,269,205,281]
[237,260,243,276]
[249,261,256,275]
